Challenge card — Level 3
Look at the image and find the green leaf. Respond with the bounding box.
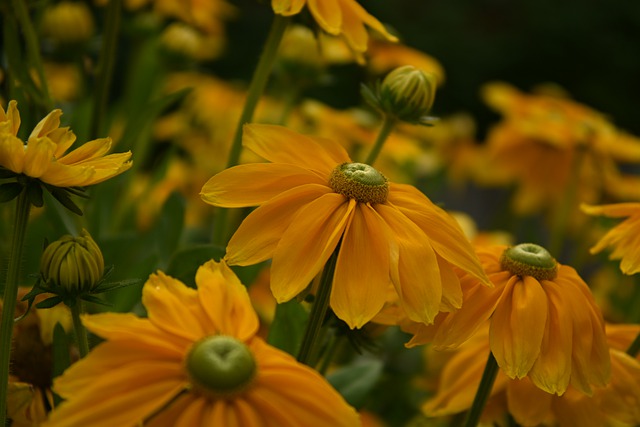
[0,182,22,202]
[327,358,384,408]
[267,300,309,356]
[155,191,185,266]
[165,244,225,287]
[51,322,70,407]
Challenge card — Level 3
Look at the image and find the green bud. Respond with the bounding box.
[40,229,104,294]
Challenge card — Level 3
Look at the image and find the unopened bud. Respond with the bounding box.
[379,65,437,122]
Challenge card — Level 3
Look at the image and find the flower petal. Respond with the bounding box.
[341,0,398,42]
[23,137,55,178]
[490,276,547,379]
[271,0,306,16]
[506,378,552,426]
[331,204,390,328]
[29,109,62,140]
[581,202,640,218]
[243,124,350,175]
[270,194,354,302]
[337,0,368,52]
[57,138,112,165]
[201,163,326,208]
[308,0,342,35]
[0,134,25,173]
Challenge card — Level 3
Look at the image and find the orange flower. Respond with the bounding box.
[45,260,359,427]
[201,124,489,329]
[581,202,640,275]
[406,244,610,396]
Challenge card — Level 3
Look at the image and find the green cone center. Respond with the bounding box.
[329,162,389,204]
[186,335,256,396]
[500,243,558,281]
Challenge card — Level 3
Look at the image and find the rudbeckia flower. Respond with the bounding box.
[200,124,489,329]
[423,323,640,427]
[405,244,610,396]
[271,0,398,57]
[581,202,640,275]
[45,260,359,427]
[0,101,132,189]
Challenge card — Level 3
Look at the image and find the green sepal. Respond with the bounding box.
[91,278,142,294]
[80,294,110,306]
[45,185,84,216]
[0,167,18,179]
[0,182,23,203]
[35,295,65,309]
[360,83,381,110]
[26,180,44,207]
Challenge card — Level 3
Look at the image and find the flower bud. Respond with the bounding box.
[40,1,95,45]
[376,65,438,123]
[40,229,104,294]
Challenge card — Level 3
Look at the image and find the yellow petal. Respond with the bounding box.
[581,202,640,218]
[226,184,332,266]
[29,109,62,140]
[57,138,112,164]
[0,100,21,136]
[271,0,306,15]
[389,183,490,286]
[331,204,390,328]
[490,276,547,379]
[195,260,259,341]
[0,134,25,173]
[342,0,398,42]
[38,162,96,187]
[173,397,208,425]
[243,124,350,176]
[201,163,326,208]
[375,203,442,324]
[270,194,354,302]
[23,137,55,178]
[338,1,368,53]
[506,378,552,425]
[308,0,342,35]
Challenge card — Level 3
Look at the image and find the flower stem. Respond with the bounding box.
[212,14,290,246]
[0,190,32,425]
[89,0,122,140]
[626,331,640,357]
[364,115,397,166]
[70,298,90,358]
[464,351,499,427]
[297,248,339,366]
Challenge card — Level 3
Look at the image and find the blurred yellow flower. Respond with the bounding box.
[201,124,489,328]
[0,101,132,188]
[582,202,640,275]
[367,40,446,85]
[272,0,398,56]
[45,260,359,427]
[406,244,610,396]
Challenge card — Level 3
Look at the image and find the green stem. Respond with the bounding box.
[364,115,397,166]
[626,331,640,357]
[318,332,342,375]
[297,248,339,366]
[11,0,53,110]
[89,0,122,140]
[0,190,32,425]
[464,351,499,427]
[70,298,90,358]
[212,14,290,246]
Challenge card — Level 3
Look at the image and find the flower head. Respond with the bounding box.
[201,124,489,329]
[405,244,610,396]
[581,202,640,275]
[272,0,398,57]
[0,101,132,189]
[45,260,359,426]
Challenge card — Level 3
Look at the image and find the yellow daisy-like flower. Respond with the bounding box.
[581,202,640,275]
[271,0,398,56]
[405,244,610,396]
[200,124,489,329]
[45,260,359,427]
[423,323,640,427]
[0,100,132,188]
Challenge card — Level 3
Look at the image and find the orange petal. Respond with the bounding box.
[270,194,354,302]
[173,397,208,425]
[375,203,442,324]
[580,202,640,218]
[342,0,398,42]
[271,0,306,15]
[0,134,25,173]
[506,378,552,425]
[243,124,350,176]
[308,0,342,35]
[437,255,463,312]
[23,137,55,178]
[337,0,370,52]
[490,276,547,379]
[201,163,326,208]
[331,204,390,328]
[226,184,332,266]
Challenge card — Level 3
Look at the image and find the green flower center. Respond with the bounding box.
[186,336,256,397]
[500,243,558,281]
[329,162,389,204]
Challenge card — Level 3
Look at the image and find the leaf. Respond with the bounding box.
[267,300,309,356]
[327,358,384,408]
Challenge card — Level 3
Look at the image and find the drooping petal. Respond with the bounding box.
[307,0,342,35]
[506,378,552,426]
[374,203,442,324]
[0,134,25,173]
[436,255,463,312]
[226,184,332,266]
[340,0,398,42]
[270,194,354,302]
[195,260,259,341]
[23,137,55,178]
[331,203,390,328]
[490,276,547,379]
[243,124,350,176]
[201,163,326,208]
[336,0,368,52]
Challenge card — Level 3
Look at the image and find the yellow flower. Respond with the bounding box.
[405,244,610,396]
[201,124,489,328]
[45,260,359,427]
[272,0,398,56]
[581,202,640,275]
[423,323,640,426]
[0,101,132,188]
